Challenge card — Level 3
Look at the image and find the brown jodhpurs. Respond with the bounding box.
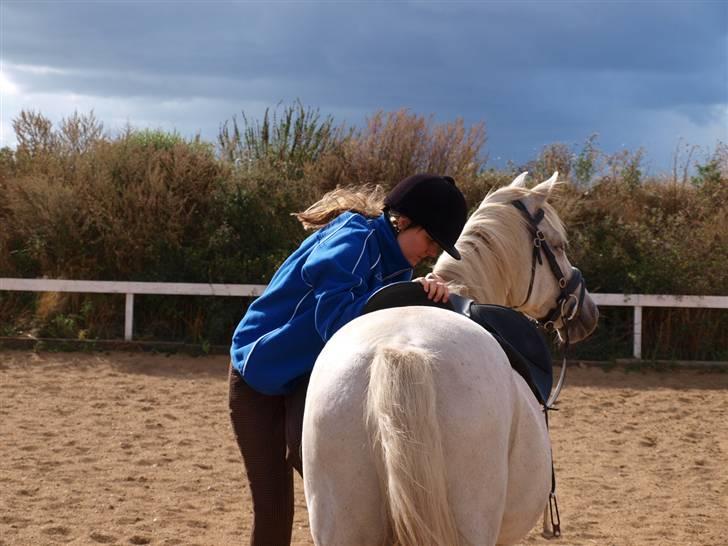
[228,365,308,546]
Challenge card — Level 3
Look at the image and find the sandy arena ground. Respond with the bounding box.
[1,350,727,546]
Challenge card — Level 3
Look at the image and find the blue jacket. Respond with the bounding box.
[230,212,413,395]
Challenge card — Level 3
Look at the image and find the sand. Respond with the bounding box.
[1,350,726,546]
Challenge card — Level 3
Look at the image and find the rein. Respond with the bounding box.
[511,199,587,408]
[511,198,589,538]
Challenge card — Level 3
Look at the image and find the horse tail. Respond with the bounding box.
[366,345,463,546]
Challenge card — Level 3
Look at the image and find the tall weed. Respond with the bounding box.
[218,100,345,180]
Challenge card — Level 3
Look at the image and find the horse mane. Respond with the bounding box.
[434,183,567,305]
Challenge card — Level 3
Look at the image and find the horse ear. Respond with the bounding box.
[530,171,559,202]
[509,171,529,188]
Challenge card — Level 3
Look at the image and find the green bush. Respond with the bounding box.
[1,108,725,358]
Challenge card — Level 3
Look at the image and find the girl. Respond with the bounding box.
[228,173,467,545]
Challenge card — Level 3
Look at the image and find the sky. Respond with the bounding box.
[1,0,726,174]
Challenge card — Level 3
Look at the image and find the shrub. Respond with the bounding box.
[309,109,486,193]
[1,108,725,358]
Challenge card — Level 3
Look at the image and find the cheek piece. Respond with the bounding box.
[511,200,586,332]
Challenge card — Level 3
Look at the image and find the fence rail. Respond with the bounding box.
[2,278,726,359]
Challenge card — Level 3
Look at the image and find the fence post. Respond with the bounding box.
[633,305,642,359]
[125,293,134,341]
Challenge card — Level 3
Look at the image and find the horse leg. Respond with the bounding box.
[433,348,514,546]
[437,358,552,546]
[443,423,509,546]
[498,374,553,544]
[303,360,388,546]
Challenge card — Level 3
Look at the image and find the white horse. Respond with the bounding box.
[302,173,599,546]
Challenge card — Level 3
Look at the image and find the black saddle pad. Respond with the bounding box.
[363,281,553,405]
[468,303,553,405]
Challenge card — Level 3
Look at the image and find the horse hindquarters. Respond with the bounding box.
[304,307,544,546]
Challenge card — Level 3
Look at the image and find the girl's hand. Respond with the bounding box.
[415,273,450,303]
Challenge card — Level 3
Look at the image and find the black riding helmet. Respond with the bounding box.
[384,173,467,260]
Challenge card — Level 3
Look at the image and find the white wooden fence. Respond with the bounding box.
[1,278,726,359]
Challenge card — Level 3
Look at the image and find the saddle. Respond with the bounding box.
[362,281,553,406]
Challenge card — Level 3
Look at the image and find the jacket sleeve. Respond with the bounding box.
[301,218,382,342]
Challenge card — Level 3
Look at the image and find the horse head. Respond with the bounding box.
[434,172,598,343]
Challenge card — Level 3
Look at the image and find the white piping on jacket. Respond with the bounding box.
[302,213,359,289]
[369,253,381,271]
[314,227,375,339]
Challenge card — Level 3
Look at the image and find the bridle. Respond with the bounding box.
[511,200,587,335]
[511,199,588,411]
[512,198,589,537]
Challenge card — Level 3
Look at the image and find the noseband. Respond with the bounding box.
[511,200,587,333]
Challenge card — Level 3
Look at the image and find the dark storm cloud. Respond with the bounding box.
[3,0,726,170]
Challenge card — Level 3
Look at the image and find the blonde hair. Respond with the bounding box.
[294,185,387,230]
